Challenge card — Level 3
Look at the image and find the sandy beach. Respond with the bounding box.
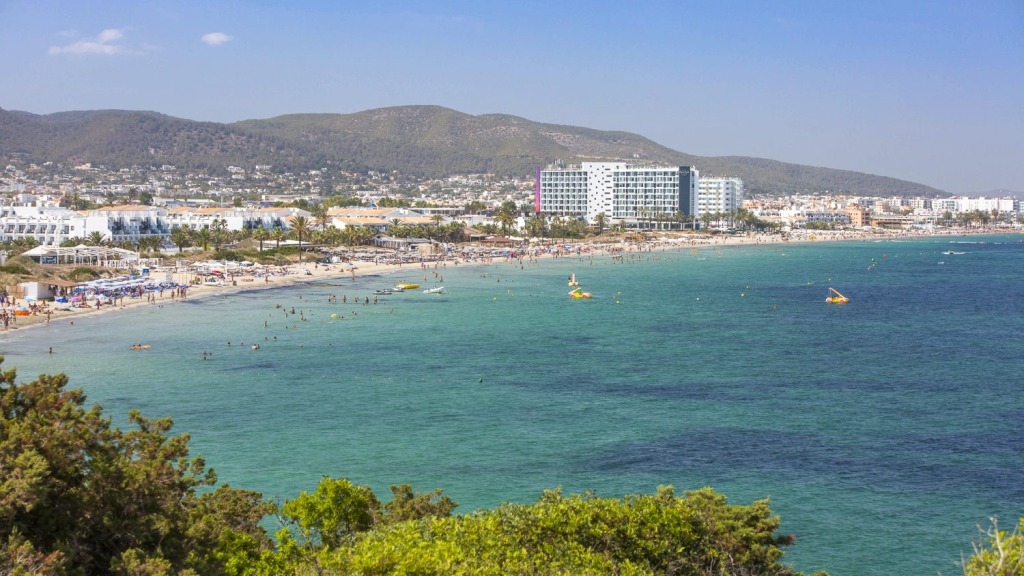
[1,226,1000,334]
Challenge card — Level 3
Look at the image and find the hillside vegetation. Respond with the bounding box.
[0,105,946,197]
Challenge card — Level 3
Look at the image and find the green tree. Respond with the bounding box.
[280,477,380,550]
[963,517,1024,576]
[290,215,310,263]
[494,204,517,235]
[312,204,331,233]
[0,358,273,576]
[297,484,813,576]
[170,226,192,254]
[271,227,287,249]
[464,200,487,214]
[343,227,377,247]
[381,484,457,525]
[211,218,229,250]
[87,231,108,246]
[252,227,270,252]
[594,212,607,235]
[195,227,212,251]
[136,235,162,255]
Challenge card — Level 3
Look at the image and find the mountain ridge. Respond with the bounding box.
[0,105,947,197]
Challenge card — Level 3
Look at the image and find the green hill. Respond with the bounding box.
[0,105,946,196]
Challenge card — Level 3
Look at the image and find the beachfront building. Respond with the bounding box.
[164,206,302,232]
[85,205,172,246]
[538,162,699,228]
[0,206,85,246]
[327,207,435,233]
[0,205,172,246]
[847,205,870,227]
[695,177,744,220]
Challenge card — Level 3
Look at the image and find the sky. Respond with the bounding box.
[1,0,1022,194]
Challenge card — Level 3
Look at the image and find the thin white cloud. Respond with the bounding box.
[201,32,233,46]
[49,28,126,55]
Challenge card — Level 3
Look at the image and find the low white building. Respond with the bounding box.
[164,206,304,232]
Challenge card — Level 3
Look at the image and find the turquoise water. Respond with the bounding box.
[3,235,1022,575]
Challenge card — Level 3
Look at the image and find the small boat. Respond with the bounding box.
[568,273,579,287]
[423,286,446,294]
[395,283,419,290]
[569,287,592,299]
[390,286,405,292]
[373,288,394,295]
[825,287,849,304]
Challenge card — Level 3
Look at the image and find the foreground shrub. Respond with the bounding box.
[963,517,1024,576]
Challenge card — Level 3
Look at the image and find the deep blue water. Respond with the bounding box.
[3,234,1022,575]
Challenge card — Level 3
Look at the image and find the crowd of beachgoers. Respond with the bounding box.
[0,226,1008,333]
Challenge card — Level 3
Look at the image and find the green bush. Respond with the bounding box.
[963,517,1024,576]
[69,267,102,280]
[0,264,30,275]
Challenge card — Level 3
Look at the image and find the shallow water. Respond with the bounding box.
[4,235,1022,575]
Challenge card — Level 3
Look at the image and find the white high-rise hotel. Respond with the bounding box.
[696,176,744,217]
[537,161,742,227]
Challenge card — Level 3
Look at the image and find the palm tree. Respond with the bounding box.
[344,227,376,247]
[312,204,330,233]
[525,216,546,239]
[319,227,343,247]
[137,236,162,255]
[169,227,192,254]
[700,211,714,231]
[271,228,287,249]
[594,212,607,235]
[194,228,212,251]
[290,215,310,263]
[444,221,466,243]
[210,218,228,250]
[494,206,516,235]
[87,231,108,246]
[252,227,270,251]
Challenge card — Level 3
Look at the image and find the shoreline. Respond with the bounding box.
[1,227,1008,335]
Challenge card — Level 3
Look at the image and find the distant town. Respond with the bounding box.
[2,158,1021,258]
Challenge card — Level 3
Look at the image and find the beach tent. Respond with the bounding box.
[20,244,141,265]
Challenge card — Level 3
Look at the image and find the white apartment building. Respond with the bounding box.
[0,204,309,247]
[0,205,172,246]
[164,206,304,232]
[538,162,698,227]
[695,177,744,219]
[0,206,85,245]
[86,206,171,245]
